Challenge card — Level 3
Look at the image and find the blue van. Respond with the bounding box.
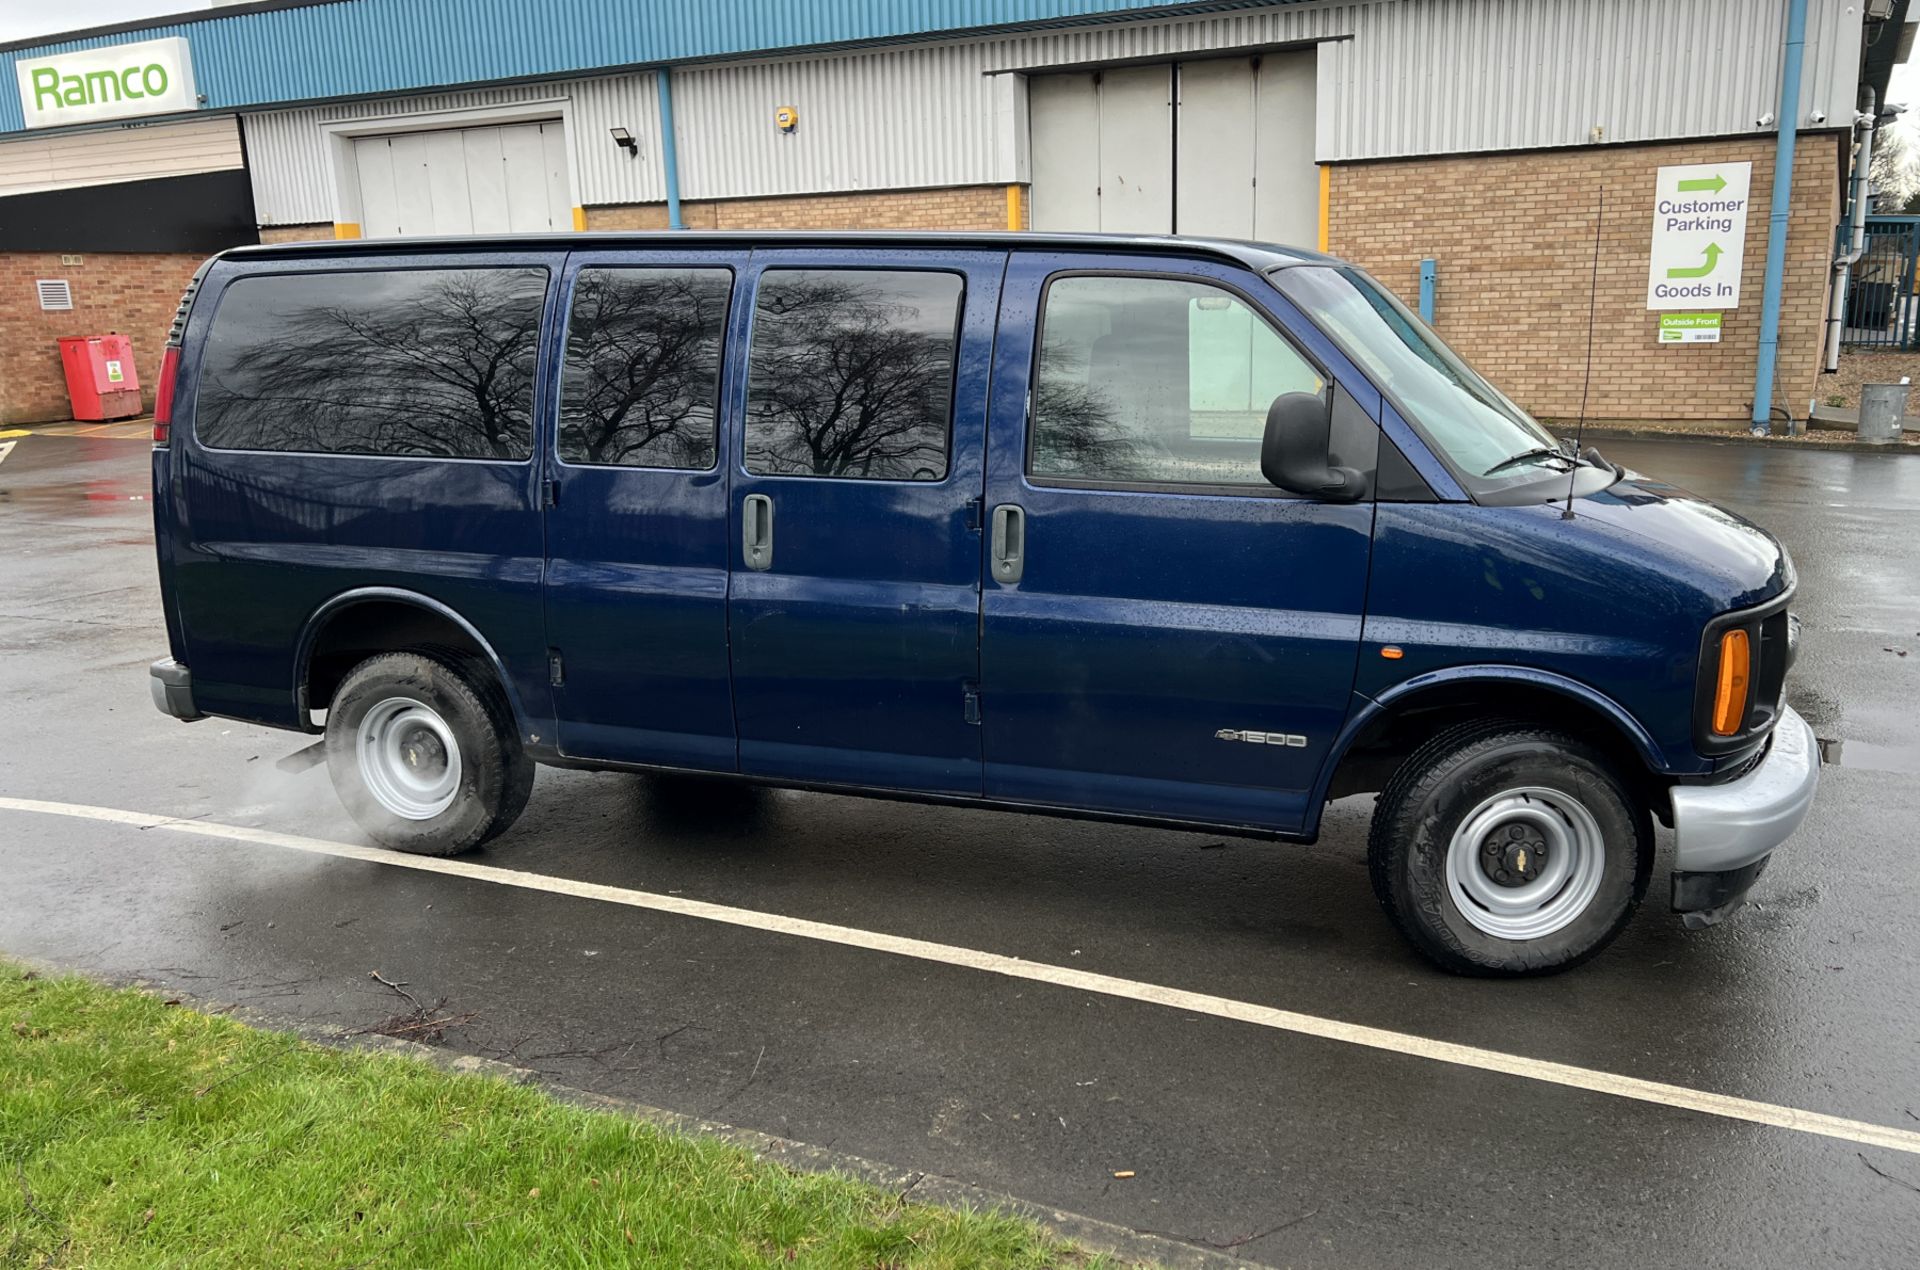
[148,232,1816,975]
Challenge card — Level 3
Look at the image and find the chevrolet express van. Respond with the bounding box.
[148,232,1817,975]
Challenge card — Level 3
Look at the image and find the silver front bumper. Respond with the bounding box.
[1671,704,1819,874]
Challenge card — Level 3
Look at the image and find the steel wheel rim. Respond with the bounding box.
[1444,785,1606,941]
[356,697,462,821]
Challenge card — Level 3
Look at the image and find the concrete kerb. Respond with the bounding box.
[1807,403,1919,437]
[16,958,1246,1270]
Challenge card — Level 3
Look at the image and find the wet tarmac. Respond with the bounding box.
[3,431,1919,1267]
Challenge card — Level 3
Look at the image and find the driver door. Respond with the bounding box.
[978,253,1379,831]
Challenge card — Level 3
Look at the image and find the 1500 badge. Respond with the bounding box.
[1215,729,1307,747]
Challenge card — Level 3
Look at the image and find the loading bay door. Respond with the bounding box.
[353,121,571,237]
[1028,52,1318,246]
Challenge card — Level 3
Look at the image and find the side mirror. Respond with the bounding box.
[1260,391,1366,502]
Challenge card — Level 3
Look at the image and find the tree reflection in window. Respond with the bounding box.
[559,268,731,469]
[745,270,962,480]
[196,268,546,460]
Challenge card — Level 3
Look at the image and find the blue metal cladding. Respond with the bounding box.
[0,1,1293,135]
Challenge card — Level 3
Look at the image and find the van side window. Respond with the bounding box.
[196,268,546,460]
[558,268,732,469]
[744,269,962,481]
[1030,274,1323,487]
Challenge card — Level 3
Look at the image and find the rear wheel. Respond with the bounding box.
[1368,722,1651,975]
[323,651,532,855]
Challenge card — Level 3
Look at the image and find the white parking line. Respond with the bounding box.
[6,792,1920,1158]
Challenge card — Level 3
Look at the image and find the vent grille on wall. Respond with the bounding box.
[36,279,73,311]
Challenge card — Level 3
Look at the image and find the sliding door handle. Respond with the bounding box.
[990,503,1025,584]
[743,493,774,571]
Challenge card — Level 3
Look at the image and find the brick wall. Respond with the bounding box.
[1328,134,1842,423]
[0,252,203,424]
[257,224,336,243]
[587,184,1021,232]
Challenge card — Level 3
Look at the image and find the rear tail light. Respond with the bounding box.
[153,346,180,446]
[1711,628,1751,736]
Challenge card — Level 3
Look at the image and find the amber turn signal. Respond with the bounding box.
[1380,646,1404,660]
[1711,628,1750,736]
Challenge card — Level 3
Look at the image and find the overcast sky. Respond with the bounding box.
[0,0,208,45]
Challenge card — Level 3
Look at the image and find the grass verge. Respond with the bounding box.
[0,962,1111,1268]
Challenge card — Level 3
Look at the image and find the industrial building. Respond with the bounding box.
[1,0,1912,428]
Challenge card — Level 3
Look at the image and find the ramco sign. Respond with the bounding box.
[13,37,198,130]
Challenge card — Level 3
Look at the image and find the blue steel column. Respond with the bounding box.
[1752,0,1809,435]
[656,67,685,230]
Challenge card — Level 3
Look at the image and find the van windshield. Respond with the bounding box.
[1273,264,1563,482]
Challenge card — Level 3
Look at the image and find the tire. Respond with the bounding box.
[323,651,534,855]
[1367,722,1652,976]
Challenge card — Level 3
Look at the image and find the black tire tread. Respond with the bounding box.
[324,651,533,855]
[1367,719,1652,976]
[406,644,533,846]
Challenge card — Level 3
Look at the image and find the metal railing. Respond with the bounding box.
[1843,215,1920,351]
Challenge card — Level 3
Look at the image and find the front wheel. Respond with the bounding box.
[1368,723,1652,976]
[324,651,533,855]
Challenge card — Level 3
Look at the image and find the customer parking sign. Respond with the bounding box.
[1646,161,1751,311]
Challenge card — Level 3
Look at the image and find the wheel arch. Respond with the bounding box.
[1307,667,1672,838]
[293,588,528,735]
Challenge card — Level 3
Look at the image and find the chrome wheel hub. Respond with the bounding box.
[356,697,462,821]
[1444,786,1605,941]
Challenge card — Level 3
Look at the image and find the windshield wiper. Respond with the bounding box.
[1481,446,1575,477]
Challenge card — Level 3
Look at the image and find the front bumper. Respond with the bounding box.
[1669,704,1818,924]
[149,658,203,722]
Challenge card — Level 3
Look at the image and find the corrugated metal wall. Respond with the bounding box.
[674,46,1003,199]
[0,116,242,196]
[0,1,1307,136]
[661,0,1867,196]
[245,75,662,224]
[237,0,1868,219]
[571,75,668,205]
[1320,0,1860,159]
[976,0,1861,160]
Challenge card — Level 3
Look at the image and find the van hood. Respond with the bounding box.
[1572,468,1792,609]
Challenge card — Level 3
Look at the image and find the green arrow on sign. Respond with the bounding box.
[1666,243,1723,279]
[1677,174,1728,194]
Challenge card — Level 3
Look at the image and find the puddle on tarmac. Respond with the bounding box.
[1817,736,1920,776]
[0,479,148,506]
[1796,687,1919,775]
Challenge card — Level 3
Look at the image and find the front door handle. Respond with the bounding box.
[743,493,774,571]
[990,503,1025,584]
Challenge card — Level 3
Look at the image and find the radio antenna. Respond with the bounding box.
[1565,185,1604,520]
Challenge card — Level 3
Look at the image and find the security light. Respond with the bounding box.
[609,127,637,156]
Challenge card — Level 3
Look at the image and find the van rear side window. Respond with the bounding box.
[744,269,962,481]
[558,267,732,469]
[195,268,547,461]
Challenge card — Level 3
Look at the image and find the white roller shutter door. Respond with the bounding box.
[1028,54,1317,246]
[353,121,571,237]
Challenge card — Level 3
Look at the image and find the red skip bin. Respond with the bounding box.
[57,334,144,422]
